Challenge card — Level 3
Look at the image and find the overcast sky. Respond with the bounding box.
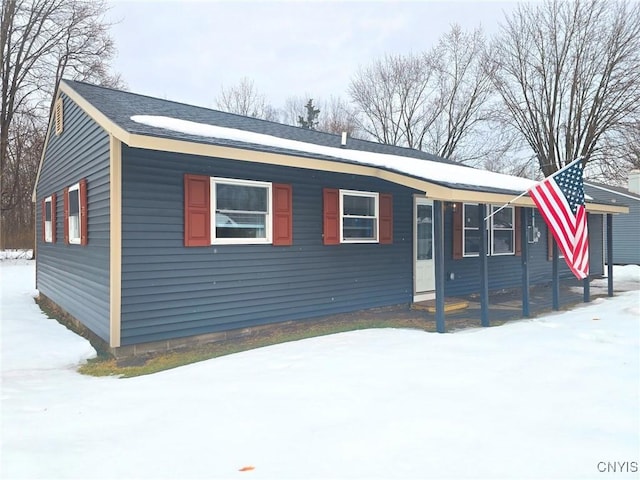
[106,1,520,111]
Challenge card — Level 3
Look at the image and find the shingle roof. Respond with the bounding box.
[64,79,457,165]
[57,79,628,212]
[584,181,640,201]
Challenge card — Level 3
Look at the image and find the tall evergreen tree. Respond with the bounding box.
[298,99,320,129]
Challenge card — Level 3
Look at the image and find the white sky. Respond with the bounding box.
[106,0,520,109]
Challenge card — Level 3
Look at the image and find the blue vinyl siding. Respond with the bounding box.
[588,214,604,276]
[442,208,604,297]
[584,185,640,265]
[119,147,607,345]
[120,147,414,345]
[35,95,111,341]
[607,208,639,264]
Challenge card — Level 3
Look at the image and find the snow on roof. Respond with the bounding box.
[131,115,538,193]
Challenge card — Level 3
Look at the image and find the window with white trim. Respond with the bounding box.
[44,196,53,242]
[463,203,483,256]
[463,203,515,256]
[68,183,81,244]
[211,177,272,244]
[490,205,515,255]
[340,190,379,243]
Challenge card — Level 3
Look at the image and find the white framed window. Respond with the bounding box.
[211,177,272,244]
[463,203,515,257]
[490,206,515,255]
[340,190,379,243]
[68,183,81,244]
[463,203,483,257]
[44,196,53,242]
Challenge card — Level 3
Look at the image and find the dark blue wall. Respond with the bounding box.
[585,184,639,265]
[442,207,604,296]
[120,147,415,345]
[119,147,606,345]
[588,213,604,275]
[36,95,111,341]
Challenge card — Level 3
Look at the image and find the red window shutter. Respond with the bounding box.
[514,206,521,256]
[79,179,88,246]
[452,203,463,259]
[184,174,211,247]
[51,193,57,243]
[272,183,293,246]
[63,187,69,244]
[41,199,46,242]
[379,193,393,244]
[323,188,340,245]
[547,226,553,261]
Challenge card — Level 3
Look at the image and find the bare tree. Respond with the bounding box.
[590,120,640,185]
[349,52,436,149]
[1,0,121,248]
[2,113,42,247]
[215,77,279,121]
[489,0,640,177]
[281,94,311,127]
[425,25,496,163]
[317,96,360,137]
[281,94,361,137]
[348,26,497,164]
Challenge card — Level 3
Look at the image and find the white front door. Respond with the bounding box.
[415,198,435,298]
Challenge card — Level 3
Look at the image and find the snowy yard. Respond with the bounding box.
[1,257,639,479]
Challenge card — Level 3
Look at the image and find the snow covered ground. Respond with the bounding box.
[1,260,639,480]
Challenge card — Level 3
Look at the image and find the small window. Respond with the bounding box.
[211,177,272,244]
[463,203,515,256]
[491,206,514,255]
[463,203,483,257]
[68,183,81,244]
[416,203,432,260]
[340,190,378,243]
[44,196,53,242]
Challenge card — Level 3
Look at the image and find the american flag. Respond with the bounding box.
[529,158,589,279]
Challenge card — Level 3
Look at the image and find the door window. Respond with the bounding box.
[417,204,432,260]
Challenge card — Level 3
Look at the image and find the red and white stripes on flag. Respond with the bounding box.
[528,159,589,279]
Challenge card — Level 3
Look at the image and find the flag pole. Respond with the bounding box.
[483,157,584,222]
[483,190,529,221]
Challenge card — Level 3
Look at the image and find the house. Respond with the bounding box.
[585,173,640,265]
[33,80,627,356]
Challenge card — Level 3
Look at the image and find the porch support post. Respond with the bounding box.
[583,276,590,302]
[521,207,530,317]
[583,213,591,303]
[479,203,489,327]
[552,239,560,310]
[583,277,590,302]
[607,213,614,297]
[433,200,446,333]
